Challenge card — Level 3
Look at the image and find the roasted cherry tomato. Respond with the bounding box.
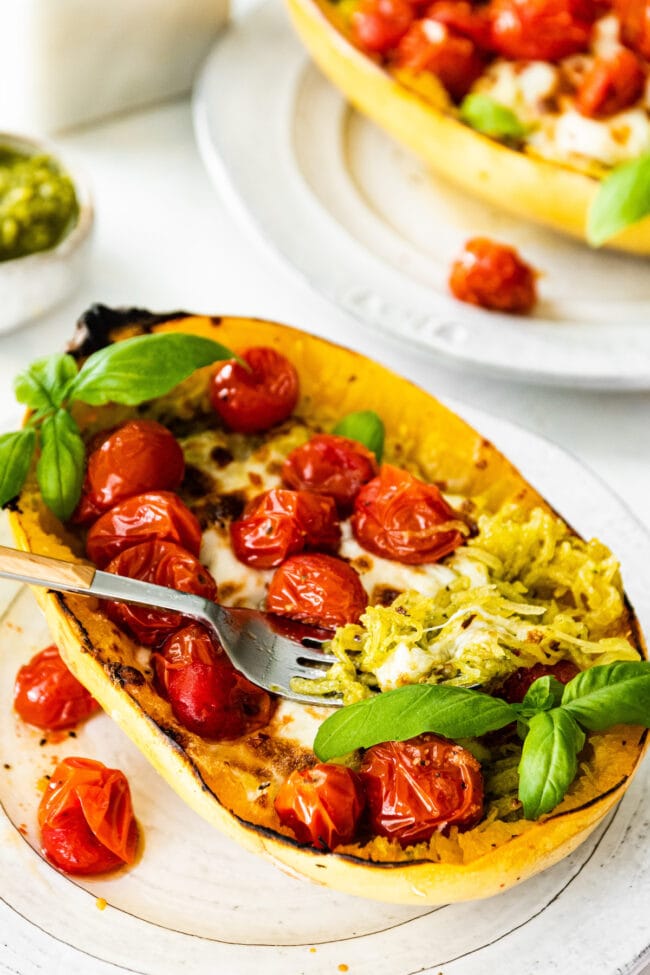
[230,488,341,569]
[352,464,466,565]
[499,660,580,703]
[351,0,415,53]
[425,1,492,48]
[76,420,185,520]
[359,734,483,846]
[488,0,595,61]
[576,47,645,118]
[38,757,138,875]
[274,764,366,850]
[157,624,274,739]
[105,540,217,646]
[86,491,202,568]
[266,553,368,629]
[449,237,537,314]
[616,0,650,59]
[13,645,100,731]
[209,347,299,434]
[281,434,378,515]
[394,19,485,100]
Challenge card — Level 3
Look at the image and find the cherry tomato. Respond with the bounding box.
[499,660,580,703]
[425,1,492,48]
[616,0,650,59]
[352,464,466,565]
[281,434,378,514]
[209,347,300,434]
[38,757,138,875]
[13,645,100,731]
[488,0,595,61]
[266,553,368,629]
[158,624,274,739]
[274,764,366,850]
[394,19,486,100]
[351,0,415,54]
[77,420,185,519]
[86,491,202,568]
[576,47,645,117]
[104,540,217,646]
[359,734,483,846]
[230,488,341,569]
[449,237,537,314]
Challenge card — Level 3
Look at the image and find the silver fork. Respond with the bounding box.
[0,545,342,707]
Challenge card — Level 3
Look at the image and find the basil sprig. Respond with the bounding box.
[459,94,527,142]
[333,410,385,461]
[313,661,650,820]
[3,332,235,520]
[587,154,650,246]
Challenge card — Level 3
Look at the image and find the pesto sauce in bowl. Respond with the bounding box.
[0,148,79,262]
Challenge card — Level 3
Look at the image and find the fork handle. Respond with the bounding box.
[0,545,96,591]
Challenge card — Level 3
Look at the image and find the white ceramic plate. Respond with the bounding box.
[1,401,649,975]
[193,1,650,390]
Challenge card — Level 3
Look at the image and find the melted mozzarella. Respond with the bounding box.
[534,108,650,167]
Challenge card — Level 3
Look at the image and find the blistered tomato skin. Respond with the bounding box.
[275,764,366,850]
[104,540,217,646]
[281,434,378,514]
[13,645,100,731]
[394,20,486,100]
[488,0,595,61]
[576,48,646,118]
[616,0,650,60]
[449,237,537,314]
[39,757,138,875]
[425,1,492,49]
[209,347,300,434]
[86,491,202,568]
[266,553,368,629]
[359,735,484,846]
[499,661,580,703]
[352,464,466,564]
[230,488,341,569]
[352,0,415,53]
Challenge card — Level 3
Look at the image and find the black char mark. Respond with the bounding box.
[67,304,190,359]
[105,662,146,688]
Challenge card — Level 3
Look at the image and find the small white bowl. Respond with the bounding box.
[0,132,93,334]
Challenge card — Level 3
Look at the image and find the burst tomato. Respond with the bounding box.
[230,488,341,569]
[359,734,483,846]
[104,540,217,646]
[394,19,486,100]
[86,491,202,568]
[352,464,466,564]
[425,1,492,48]
[209,347,299,434]
[281,434,378,514]
[616,0,650,59]
[266,553,368,629]
[499,660,580,703]
[488,0,595,61]
[13,645,100,731]
[274,764,366,850]
[449,237,537,314]
[157,624,274,739]
[576,47,645,117]
[38,757,138,875]
[352,0,415,53]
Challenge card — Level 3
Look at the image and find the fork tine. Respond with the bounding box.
[287,646,338,666]
[269,686,343,708]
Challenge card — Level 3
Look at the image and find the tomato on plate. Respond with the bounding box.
[274,764,366,850]
[281,434,378,514]
[86,491,202,568]
[75,420,185,521]
[448,237,537,314]
[616,0,650,59]
[576,47,645,118]
[394,19,486,100]
[157,624,274,739]
[230,488,341,569]
[351,0,415,53]
[359,734,484,846]
[209,347,299,434]
[266,553,368,629]
[104,540,217,646]
[488,0,595,61]
[352,464,466,564]
[499,660,580,703]
[38,757,138,875]
[13,645,100,731]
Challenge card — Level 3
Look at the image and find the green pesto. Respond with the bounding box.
[0,149,79,262]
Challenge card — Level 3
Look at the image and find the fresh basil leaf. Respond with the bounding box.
[333,410,385,461]
[587,154,650,246]
[521,675,564,714]
[561,661,650,731]
[65,333,235,407]
[459,94,527,141]
[14,354,78,411]
[518,709,585,819]
[36,411,85,520]
[0,429,36,507]
[313,684,518,761]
